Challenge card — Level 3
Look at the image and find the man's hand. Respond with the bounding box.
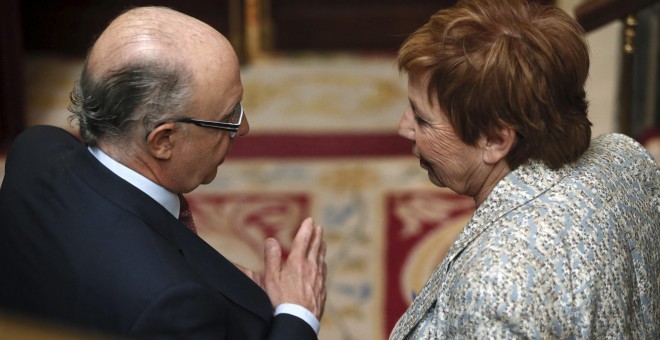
[263,217,327,319]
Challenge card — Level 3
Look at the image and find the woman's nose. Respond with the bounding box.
[397,109,415,140]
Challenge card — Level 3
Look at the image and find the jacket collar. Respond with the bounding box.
[443,160,571,269]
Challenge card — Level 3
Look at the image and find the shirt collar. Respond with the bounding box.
[88,146,180,218]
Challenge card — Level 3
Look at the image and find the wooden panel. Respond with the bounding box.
[575,0,658,32]
[21,0,233,57]
[1,0,26,153]
[270,0,556,52]
[271,1,453,52]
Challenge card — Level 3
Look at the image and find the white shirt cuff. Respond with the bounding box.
[274,303,320,334]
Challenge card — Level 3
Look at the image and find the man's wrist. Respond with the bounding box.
[274,303,320,334]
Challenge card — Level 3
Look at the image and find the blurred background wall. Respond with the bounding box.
[2,0,659,150]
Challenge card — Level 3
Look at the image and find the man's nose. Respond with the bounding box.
[238,112,250,137]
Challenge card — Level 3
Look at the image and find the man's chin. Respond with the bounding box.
[201,170,218,185]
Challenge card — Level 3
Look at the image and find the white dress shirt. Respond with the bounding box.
[89,147,319,334]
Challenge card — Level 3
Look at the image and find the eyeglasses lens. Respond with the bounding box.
[228,104,242,124]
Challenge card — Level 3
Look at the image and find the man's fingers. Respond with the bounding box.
[289,217,314,258]
[307,225,323,262]
[264,237,282,276]
[319,241,327,275]
[260,218,328,318]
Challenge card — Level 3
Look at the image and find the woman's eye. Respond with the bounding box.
[414,114,428,125]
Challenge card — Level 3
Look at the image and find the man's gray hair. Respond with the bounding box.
[68,59,192,146]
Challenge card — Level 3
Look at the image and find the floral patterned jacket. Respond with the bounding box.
[391,133,660,339]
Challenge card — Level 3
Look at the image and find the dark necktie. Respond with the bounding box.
[178,194,197,234]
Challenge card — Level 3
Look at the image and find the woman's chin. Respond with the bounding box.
[428,175,444,188]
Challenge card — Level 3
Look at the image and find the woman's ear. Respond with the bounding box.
[480,126,516,165]
[146,122,177,160]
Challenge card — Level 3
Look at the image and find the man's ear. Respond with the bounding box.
[146,123,177,160]
[480,126,516,165]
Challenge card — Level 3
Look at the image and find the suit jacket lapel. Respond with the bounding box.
[172,225,273,323]
[70,146,179,248]
[69,146,273,323]
[389,259,447,340]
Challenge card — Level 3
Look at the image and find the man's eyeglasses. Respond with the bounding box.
[171,102,244,138]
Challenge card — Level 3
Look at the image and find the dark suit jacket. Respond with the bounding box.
[0,126,316,339]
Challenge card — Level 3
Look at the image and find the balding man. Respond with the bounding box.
[0,7,325,339]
